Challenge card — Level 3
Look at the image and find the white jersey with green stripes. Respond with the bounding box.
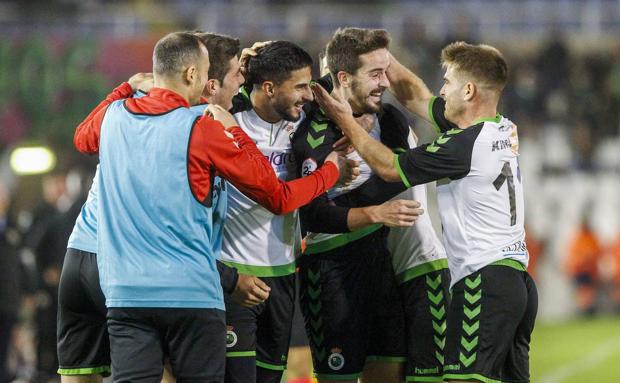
[219,108,303,277]
[389,134,448,284]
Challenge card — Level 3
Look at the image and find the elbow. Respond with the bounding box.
[378,167,402,183]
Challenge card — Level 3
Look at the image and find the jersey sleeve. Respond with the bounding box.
[74,82,134,154]
[191,117,338,215]
[428,96,459,134]
[396,124,483,187]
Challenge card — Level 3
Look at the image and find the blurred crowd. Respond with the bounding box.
[1,13,620,383]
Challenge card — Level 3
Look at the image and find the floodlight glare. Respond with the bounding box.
[10,146,56,175]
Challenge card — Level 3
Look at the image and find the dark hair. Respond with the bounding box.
[441,41,508,91]
[326,27,390,85]
[153,32,206,76]
[246,41,313,86]
[194,32,240,83]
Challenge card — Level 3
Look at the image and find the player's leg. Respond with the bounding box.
[165,308,226,383]
[443,260,531,383]
[398,268,450,383]
[107,308,165,383]
[223,293,261,383]
[57,249,111,383]
[298,244,373,383]
[284,279,314,383]
[361,248,406,383]
[255,274,296,383]
[501,272,538,383]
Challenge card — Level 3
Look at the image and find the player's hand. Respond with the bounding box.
[310,83,355,128]
[205,104,237,129]
[324,151,341,173]
[231,274,271,308]
[371,199,424,227]
[239,41,273,76]
[337,157,360,186]
[127,72,154,93]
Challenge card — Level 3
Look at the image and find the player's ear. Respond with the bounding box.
[184,65,198,85]
[261,81,275,97]
[337,71,350,88]
[464,82,476,101]
[205,79,220,96]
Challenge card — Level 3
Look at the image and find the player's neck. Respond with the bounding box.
[251,90,282,123]
[153,78,192,105]
[458,103,498,129]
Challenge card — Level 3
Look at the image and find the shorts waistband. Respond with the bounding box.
[490,259,526,271]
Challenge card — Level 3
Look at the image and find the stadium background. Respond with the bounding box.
[0,0,619,382]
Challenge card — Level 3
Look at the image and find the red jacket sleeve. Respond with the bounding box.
[188,117,339,215]
[74,82,134,154]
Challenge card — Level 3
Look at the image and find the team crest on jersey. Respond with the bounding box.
[328,348,345,371]
[302,158,318,177]
[284,122,296,138]
[509,123,519,155]
[226,327,238,348]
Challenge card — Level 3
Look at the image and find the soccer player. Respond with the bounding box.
[57,32,259,383]
[292,28,424,383]
[71,32,340,383]
[314,45,451,383]
[312,41,538,383]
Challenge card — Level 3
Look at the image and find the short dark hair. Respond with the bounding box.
[326,27,390,85]
[246,41,313,86]
[441,41,508,92]
[153,32,206,76]
[194,32,241,83]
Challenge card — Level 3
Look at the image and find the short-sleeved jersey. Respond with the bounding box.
[396,97,528,287]
[219,93,302,276]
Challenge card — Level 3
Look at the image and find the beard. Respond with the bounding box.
[350,80,384,114]
[273,97,303,122]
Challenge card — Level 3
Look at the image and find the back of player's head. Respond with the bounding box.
[326,27,390,84]
[153,32,207,77]
[246,41,313,86]
[441,41,508,93]
[194,32,240,83]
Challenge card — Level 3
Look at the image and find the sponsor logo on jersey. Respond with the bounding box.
[264,151,296,168]
[501,239,527,254]
[302,158,318,176]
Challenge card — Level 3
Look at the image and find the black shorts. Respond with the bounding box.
[224,273,296,371]
[400,268,451,382]
[443,260,538,383]
[299,230,406,381]
[107,307,226,383]
[57,248,110,376]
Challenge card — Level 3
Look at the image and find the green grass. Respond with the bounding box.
[531,316,620,383]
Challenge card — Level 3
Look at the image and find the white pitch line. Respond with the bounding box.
[539,335,620,383]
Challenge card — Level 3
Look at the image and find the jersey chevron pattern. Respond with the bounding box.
[397,97,528,287]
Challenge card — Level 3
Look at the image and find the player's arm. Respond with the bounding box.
[312,82,473,186]
[74,73,153,154]
[387,52,433,123]
[193,105,339,215]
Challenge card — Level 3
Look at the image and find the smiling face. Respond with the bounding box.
[210,55,245,110]
[346,48,390,114]
[439,64,468,122]
[270,66,313,122]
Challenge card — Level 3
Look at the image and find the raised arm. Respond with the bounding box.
[387,52,434,123]
[74,73,154,154]
[192,105,340,215]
